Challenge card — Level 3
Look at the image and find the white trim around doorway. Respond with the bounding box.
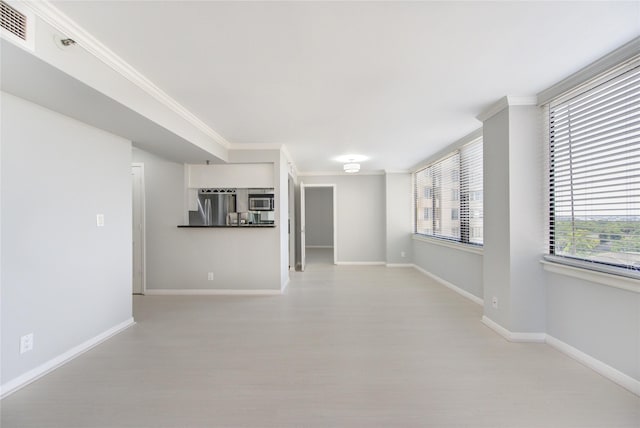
[302,184,338,265]
[131,163,147,295]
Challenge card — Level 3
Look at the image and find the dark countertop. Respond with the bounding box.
[178,224,276,228]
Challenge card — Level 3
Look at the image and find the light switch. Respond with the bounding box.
[96,214,105,227]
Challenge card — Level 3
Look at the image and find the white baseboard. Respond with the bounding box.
[409,265,639,397]
[281,278,290,293]
[144,289,282,296]
[386,263,414,268]
[481,316,546,343]
[482,318,639,396]
[546,335,640,396]
[0,317,135,399]
[413,264,484,306]
[335,261,385,266]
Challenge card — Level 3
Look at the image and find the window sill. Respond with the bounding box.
[412,234,483,255]
[541,256,640,294]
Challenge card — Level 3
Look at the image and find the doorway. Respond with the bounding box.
[300,183,337,270]
[131,163,146,294]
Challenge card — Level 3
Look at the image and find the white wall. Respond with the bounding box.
[481,107,512,328]
[301,174,386,263]
[304,187,334,247]
[1,93,133,389]
[481,102,546,334]
[506,105,546,333]
[385,173,413,265]
[546,273,640,382]
[413,240,483,299]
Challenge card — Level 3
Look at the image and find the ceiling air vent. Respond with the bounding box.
[1,1,27,41]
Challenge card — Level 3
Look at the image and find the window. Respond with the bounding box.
[470,190,483,202]
[415,137,483,245]
[547,58,640,276]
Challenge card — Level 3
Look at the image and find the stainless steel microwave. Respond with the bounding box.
[249,194,274,211]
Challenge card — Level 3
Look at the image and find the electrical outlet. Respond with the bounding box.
[207,272,214,281]
[96,214,105,227]
[20,333,34,354]
[492,296,498,309]
[401,251,406,258]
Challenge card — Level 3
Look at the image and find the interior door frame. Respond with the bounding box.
[300,182,306,271]
[301,183,338,267]
[132,163,146,294]
[288,175,296,270]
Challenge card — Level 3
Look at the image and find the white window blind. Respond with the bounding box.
[548,58,640,276]
[415,137,483,245]
[460,139,483,245]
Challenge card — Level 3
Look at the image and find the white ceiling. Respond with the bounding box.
[51,1,640,173]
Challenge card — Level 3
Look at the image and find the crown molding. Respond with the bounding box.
[228,143,282,151]
[411,127,483,173]
[476,95,537,122]
[280,144,298,177]
[384,169,411,174]
[280,144,294,165]
[24,0,231,149]
[538,36,640,106]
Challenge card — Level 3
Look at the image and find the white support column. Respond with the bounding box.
[385,172,413,265]
[478,97,546,337]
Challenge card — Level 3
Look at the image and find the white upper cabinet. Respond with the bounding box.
[187,163,274,188]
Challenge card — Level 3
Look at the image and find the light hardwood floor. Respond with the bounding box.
[2,250,639,427]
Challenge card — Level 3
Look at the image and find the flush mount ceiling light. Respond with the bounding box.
[335,154,366,174]
[343,162,360,173]
[335,154,368,163]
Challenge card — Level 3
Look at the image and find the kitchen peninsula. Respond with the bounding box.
[181,187,275,227]
[131,149,291,295]
[178,224,275,228]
